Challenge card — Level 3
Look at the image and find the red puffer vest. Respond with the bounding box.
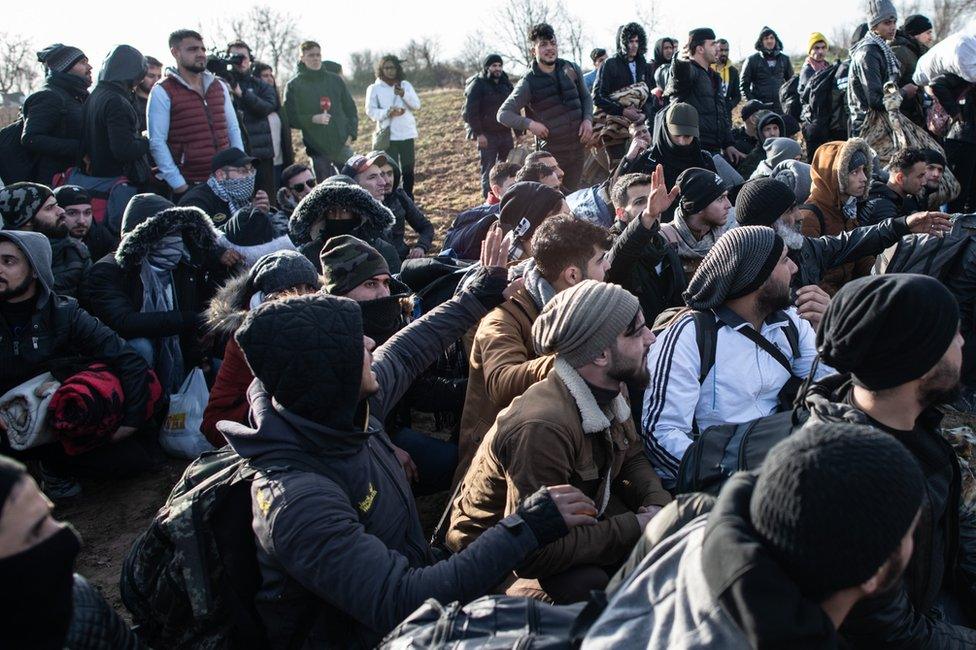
[160,75,230,183]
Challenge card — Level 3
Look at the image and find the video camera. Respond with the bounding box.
[206,52,247,84]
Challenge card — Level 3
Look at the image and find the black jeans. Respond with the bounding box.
[386,138,416,198]
[478,132,514,197]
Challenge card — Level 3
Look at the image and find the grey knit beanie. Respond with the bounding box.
[867,0,897,28]
[36,44,86,74]
[684,226,785,310]
[763,137,802,168]
[532,280,640,369]
[249,250,320,297]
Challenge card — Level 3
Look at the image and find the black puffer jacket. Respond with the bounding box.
[606,217,685,324]
[81,45,151,183]
[593,23,650,117]
[739,28,793,111]
[665,56,732,152]
[463,61,514,137]
[382,158,435,256]
[859,179,919,226]
[82,206,225,370]
[65,574,144,649]
[0,230,150,427]
[21,72,89,185]
[235,75,279,161]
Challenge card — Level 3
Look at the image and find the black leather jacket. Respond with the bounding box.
[847,40,895,135]
[665,56,732,152]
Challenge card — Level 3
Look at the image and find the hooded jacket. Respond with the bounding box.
[381,158,435,256]
[233,74,280,161]
[593,23,650,117]
[464,57,515,137]
[283,62,358,158]
[739,112,787,178]
[583,473,843,649]
[740,28,794,111]
[49,234,91,299]
[289,180,401,272]
[0,230,150,427]
[803,374,976,647]
[860,177,920,226]
[800,139,874,294]
[81,45,151,182]
[847,35,898,136]
[82,205,225,369]
[220,286,556,649]
[649,38,676,88]
[21,71,89,185]
[665,55,733,152]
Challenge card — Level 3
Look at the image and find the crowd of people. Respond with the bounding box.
[1,3,975,648]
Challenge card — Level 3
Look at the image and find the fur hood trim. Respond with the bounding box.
[288,182,395,245]
[115,206,221,269]
[617,22,648,58]
[207,271,252,334]
[554,358,631,434]
[836,138,873,199]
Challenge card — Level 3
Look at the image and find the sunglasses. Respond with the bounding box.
[289,179,316,192]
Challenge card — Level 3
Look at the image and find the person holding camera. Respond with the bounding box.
[147,29,244,200]
[366,55,421,198]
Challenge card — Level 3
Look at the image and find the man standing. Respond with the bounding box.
[284,41,358,181]
[498,23,594,192]
[711,39,741,119]
[799,33,830,94]
[848,1,902,136]
[226,41,280,202]
[148,30,244,199]
[464,54,516,198]
[583,48,608,92]
[740,27,793,113]
[891,14,933,127]
[665,29,743,164]
[135,56,163,132]
[593,23,650,162]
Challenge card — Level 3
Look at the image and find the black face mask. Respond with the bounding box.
[359,294,409,345]
[322,218,359,241]
[0,525,81,649]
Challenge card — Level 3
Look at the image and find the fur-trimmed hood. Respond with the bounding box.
[206,271,253,335]
[808,138,873,210]
[288,181,395,246]
[617,22,648,59]
[115,206,221,270]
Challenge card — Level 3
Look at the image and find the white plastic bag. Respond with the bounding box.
[914,20,976,85]
[159,368,214,459]
[0,373,59,450]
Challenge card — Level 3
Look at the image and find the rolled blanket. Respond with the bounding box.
[48,364,163,455]
[0,373,59,450]
[592,82,650,148]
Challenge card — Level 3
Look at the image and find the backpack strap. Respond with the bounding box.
[691,311,718,385]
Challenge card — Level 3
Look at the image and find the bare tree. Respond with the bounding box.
[633,0,664,35]
[455,29,492,75]
[348,50,377,89]
[212,6,302,83]
[0,33,38,95]
[497,0,560,69]
[929,0,976,38]
[554,3,588,67]
[401,37,440,71]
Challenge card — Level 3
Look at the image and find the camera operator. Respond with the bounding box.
[224,41,280,202]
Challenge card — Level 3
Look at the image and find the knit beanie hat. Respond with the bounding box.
[867,0,897,28]
[0,455,26,519]
[751,421,925,601]
[901,14,932,36]
[320,234,390,296]
[817,274,959,391]
[735,178,797,228]
[848,149,870,174]
[0,183,54,230]
[249,250,319,297]
[807,32,829,54]
[684,226,785,310]
[483,53,503,69]
[740,100,771,122]
[666,102,699,138]
[36,43,86,73]
[499,181,564,242]
[532,280,640,369]
[763,137,802,168]
[677,167,729,216]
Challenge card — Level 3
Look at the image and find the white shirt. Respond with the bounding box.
[365,79,421,141]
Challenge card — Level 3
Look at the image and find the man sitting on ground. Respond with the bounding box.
[449,280,672,604]
[53,185,117,262]
[515,161,561,188]
[272,163,316,227]
[860,147,926,226]
[658,167,733,278]
[375,155,434,260]
[440,162,520,260]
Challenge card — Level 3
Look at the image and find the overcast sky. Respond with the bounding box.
[9,0,871,79]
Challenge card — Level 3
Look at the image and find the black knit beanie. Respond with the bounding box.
[684,226,784,310]
[249,249,319,297]
[677,167,729,216]
[498,181,563,242]
[36,43,86,74]
[901,14,933,36]
[751,421,925,601]
[818,274,960,391]
[735,178,797,227]
[848,149,869,174]
[483,54,503,69]
[0,455,26,519]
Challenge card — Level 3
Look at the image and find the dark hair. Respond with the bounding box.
[145,55,163,68]
[252,62,273,78]
[889,148,929,173]
[590,47,607,63]
[532,214,612,283]
[169,29,203,49]
[516,162,557,184]
[525,150,557,166]
[226,40,253,59]
[716,38,729,47]
[489,162,520,188]
[282,163,312,185]
[529,23,557,44]
[300,41,321,54]
[610,173,653,209]
[375,54,405,81]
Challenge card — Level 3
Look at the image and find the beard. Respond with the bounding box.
[774,219,805,250]
[918,356,962,407]
[756,276,792,316]
[33,219,68,238]
[185,60,206,73]
[718,54,729,64]
[0,273,35,301]
[607,346,650,387]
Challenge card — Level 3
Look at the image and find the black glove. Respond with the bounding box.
[465,265,508,311]
[516,486,570,547]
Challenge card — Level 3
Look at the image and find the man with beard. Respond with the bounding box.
[53,185,118,262]
[659,167,733,278]
[649,37,676,91]
[0,183,90,298]
[135,56,162,131]
[711,39,741,119]
[593,23,650,161]
[148,29,244,199]
[366,154,434,260]
[464,54,516,198]
[641,227,831,485]
[919,148,947,209]
[891,14,933,128]
[734,177,949,330]
[448,279,672,604]
[860,147,926,226]
[498,23,593,192]
[583,421,926,647]
[805,274,976,645]
[740,27,793,113]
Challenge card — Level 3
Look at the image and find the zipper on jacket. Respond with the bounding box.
[200,96,220,150]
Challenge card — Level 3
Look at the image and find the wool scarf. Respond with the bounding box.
[857,31,901,81]
[140,234,189,393]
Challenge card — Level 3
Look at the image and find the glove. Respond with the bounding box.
[516,486,570,547]
[465,265,509,311]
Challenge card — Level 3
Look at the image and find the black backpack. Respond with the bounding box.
[800,61,849,138]
[0,91,69,183]
[779,74,802,122]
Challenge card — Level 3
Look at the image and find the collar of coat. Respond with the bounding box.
[554,357,630,434]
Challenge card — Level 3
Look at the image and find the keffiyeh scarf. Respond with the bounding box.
[207,173,256,214]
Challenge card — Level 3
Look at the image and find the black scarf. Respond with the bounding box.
[650,110,708,189]
[359,294,410,345]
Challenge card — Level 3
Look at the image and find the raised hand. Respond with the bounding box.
[641,163,680,228]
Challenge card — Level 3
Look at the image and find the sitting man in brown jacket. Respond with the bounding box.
[448,280,673,604]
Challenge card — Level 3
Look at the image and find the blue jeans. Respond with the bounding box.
[478,132,514,198]
[390,428,457,496]
[127,338,155,366]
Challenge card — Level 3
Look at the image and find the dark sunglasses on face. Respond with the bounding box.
[290,179,316,192]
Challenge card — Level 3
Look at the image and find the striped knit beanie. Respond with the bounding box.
[684,226,784,310]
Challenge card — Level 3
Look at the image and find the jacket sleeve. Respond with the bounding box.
[477,308,555,412]
[256,472,542,636]
[497,78,533,131]
[239,79,277,118]
[499,420,643,578]
[147,87,186,190]
[68,302,151,427]
[798,64,815,94]
[786,309,833,381]
[463,80,484,135]
[799,206,824,238]
[614,429,673,510]
[83,262,192,340]
[841,583,976,648]
[221,82,244,151]
[340,78,358,140]
[67,575,146,650]
[593,63,625,116]
[574,62,594,121]
[783,55,794,82]
[401,81,421,111]
[855,48,888,111]
[21,90,78,158]
[370,291,488,420]
[365,83,386,123]
[283,82,311,131]
[606,218,667,285]
[728,66,742,108]
[104,98,150,163]
[806,217,909,278]
[201,338,251,446]
[739,56,755,101]
[666,57,692,99]
[403,197,434,252]
[640,315,701,484]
